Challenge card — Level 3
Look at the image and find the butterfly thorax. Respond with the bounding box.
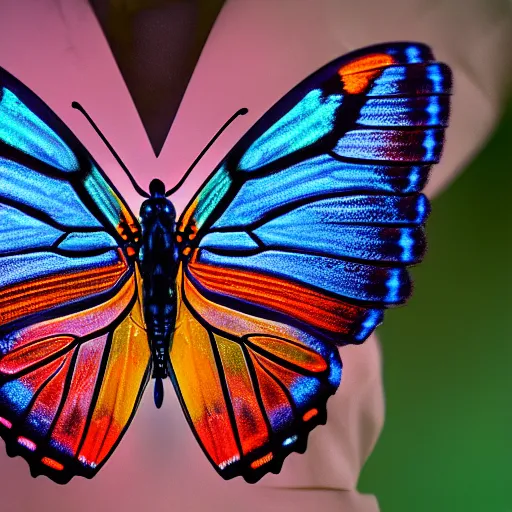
[138,179,179,408]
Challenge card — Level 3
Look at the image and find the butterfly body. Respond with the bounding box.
[139,179,179,407]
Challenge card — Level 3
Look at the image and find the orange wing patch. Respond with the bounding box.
[170,270,240,469]
[78,267,150,469]
[0,249,129,326]
[338,53,395,94]
[187,257,370,339]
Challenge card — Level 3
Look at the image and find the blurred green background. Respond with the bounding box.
[358,98,512,511]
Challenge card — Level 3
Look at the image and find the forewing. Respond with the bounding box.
[177,42,452,339]
[172,42,452,481]
[0,67,149,482]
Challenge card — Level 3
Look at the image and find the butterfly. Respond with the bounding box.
[0,42,451,484]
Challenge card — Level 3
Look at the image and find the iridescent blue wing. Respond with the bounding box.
[171,42,452,481]
[0,67,151,483]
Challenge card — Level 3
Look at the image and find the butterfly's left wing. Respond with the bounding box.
[170,42,452,482]
[0,67,150,483]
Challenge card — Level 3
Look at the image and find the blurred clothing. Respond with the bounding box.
[0,0,510,510]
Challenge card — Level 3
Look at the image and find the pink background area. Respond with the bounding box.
[0,1,509,510]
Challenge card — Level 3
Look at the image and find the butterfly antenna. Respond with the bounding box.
[165,107,248,197]
[72,101,150,198]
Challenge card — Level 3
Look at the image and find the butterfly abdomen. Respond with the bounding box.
[139,183,179,408]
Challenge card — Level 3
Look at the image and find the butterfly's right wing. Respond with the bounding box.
[170,42,452,482]
[0,67,150,483]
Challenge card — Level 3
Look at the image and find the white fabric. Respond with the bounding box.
[0,1,510,510]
